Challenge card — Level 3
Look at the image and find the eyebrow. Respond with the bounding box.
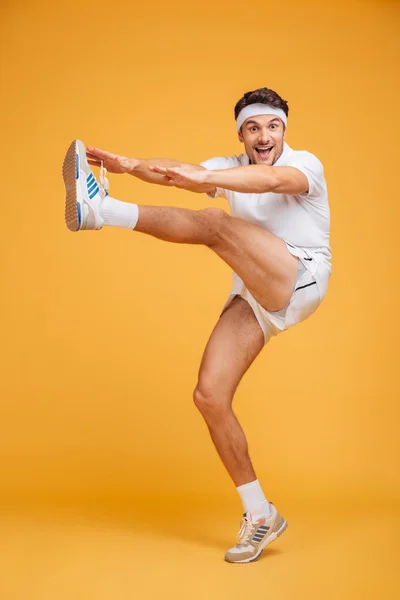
[245,117,281,127]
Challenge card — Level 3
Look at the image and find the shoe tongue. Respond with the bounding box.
[244,511,263,524]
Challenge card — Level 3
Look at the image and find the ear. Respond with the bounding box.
[238,128,244,143]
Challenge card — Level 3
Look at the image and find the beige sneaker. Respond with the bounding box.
[225,503,287,564]
[62,139,109,232]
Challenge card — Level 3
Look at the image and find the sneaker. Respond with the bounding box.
[225,503,287,564]
[62,139,109,231]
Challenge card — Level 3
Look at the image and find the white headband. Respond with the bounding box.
[236,103,287,131]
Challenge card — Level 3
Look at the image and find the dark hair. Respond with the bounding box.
[234,87,289,122]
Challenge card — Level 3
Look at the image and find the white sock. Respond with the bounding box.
[236,479,271,520]
[100,195,139,230]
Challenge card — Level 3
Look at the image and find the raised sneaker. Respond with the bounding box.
[62,139,109,231]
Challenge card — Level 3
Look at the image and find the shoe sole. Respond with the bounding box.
[225,519,288,564]
[62,139,80,231]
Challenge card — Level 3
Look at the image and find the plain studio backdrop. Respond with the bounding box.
[0,0,399,599]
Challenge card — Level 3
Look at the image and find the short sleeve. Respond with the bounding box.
[199,156,232,199]
[285,152,326,200]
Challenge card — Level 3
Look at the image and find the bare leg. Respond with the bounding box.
[136,205,298,312]
[193,295,265,487]
[135,204,293,485]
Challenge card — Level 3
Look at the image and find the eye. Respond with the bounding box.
[250,126,258,132]
[270,124,277,129]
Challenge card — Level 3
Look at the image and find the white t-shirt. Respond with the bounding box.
[200,142,331,264]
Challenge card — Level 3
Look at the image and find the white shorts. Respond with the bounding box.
[220,243,331,345]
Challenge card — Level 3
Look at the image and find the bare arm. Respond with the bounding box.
[150,163,309,196]
[131,157,182,185]
[86,147,216,193]
[131,158,216,192]
[204,165,309,195]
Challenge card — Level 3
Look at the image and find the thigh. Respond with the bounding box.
[209,212,299,312]
[196,296,264,406]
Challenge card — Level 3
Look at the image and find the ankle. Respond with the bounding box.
[236,479,271,518]
[100,196,139,230]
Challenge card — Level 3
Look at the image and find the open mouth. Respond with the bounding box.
[255,147,273,159]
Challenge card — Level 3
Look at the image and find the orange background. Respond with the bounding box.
[1,0,399,598]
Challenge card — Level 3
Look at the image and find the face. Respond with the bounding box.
[238,115,285,166]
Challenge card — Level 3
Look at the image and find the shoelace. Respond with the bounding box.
[236,516,257,546]
[99,161,110,197]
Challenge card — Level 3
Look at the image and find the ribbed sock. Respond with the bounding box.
[236,479,272,520]
[100,195,139,230]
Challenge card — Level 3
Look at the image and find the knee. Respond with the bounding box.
[193,383,213,413]
[193,380,231,417]
[198,207,229,246]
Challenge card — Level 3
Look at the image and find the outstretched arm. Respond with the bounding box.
[86,146,216,193]
[150,163,309,195]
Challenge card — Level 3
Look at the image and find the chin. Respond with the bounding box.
[257,157,273,166]
[252,154,274,166]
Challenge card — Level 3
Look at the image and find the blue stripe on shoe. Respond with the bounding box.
[77,201,81,226]
[89,185,99,199]
[87,180,97,194]
[87,173,95,184]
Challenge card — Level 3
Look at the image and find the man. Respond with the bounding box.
[62,87,331,564]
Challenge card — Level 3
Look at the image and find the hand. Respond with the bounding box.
[148,164,208,189]
[86,146,137,174]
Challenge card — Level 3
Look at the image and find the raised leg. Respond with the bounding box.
[136,206,298,312]
[193,295,265,487]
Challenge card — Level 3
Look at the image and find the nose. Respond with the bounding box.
[258,127,272,144]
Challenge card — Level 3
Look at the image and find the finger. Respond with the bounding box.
[149,165,167,174]
[86,147,116,160]
[87,160,101,167]
[159,174,175,184]
[163,167,181,176]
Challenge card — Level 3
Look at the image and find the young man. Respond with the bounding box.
[62,87,331,564]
